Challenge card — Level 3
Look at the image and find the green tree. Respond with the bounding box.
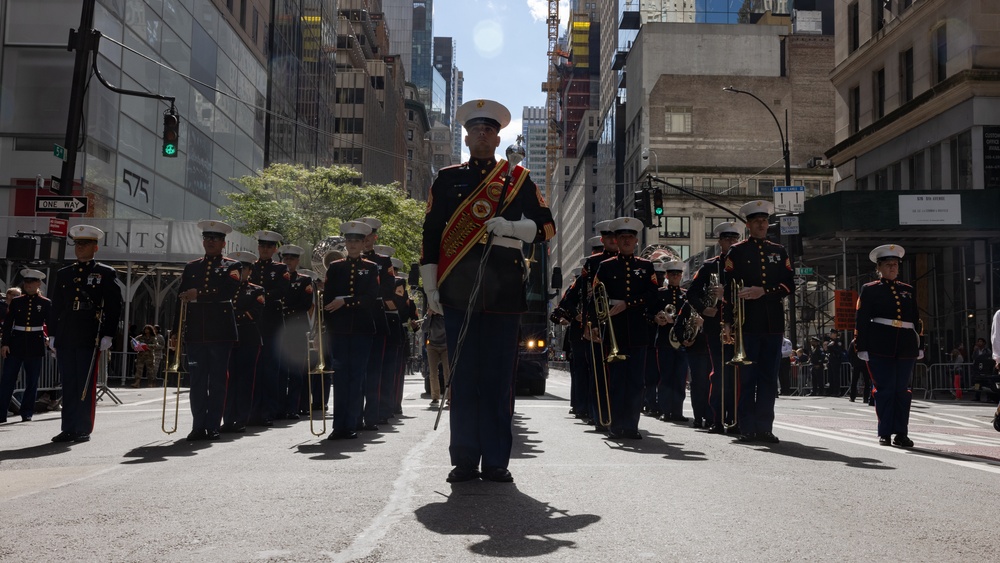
[221,163,424,270]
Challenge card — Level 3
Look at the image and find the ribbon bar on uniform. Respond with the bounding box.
[872,317,915,329]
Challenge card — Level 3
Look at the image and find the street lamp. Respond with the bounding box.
[723,85,798,346]
[641,147,659,179]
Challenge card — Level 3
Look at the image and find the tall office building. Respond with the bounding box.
[411,0,434,107]
[381,0,415,79]
[434,37,462,162]
[522,107,549,199]
[0,0,269,221]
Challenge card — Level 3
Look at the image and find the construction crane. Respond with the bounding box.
[541,0,560,196]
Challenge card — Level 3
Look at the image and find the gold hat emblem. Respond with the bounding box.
[477,100,485,108]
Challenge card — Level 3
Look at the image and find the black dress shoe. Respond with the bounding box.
[737,433,757,443]
[206,430,221,440]
[623,429,643,440]
[849,397,856,402]
[51,431,76,443]
[482,467,514,483]
[73,434,91,443]
[892,434,913,448]
[446,466,481,483]
[758,432,779,444]
[670,415,690,423]
[691,418,704,429]
[285,413,301,421]
[879,436,891,446]
[594,424,607,432]
[606,429,622,439]
[21,416,32,422]
[219,423,237,433]
[727,424,741,435]
[186,429,206,441]
[343,431,358,439]
[378,418,390,425]
[707,424,725,434]
[361,424,379,431]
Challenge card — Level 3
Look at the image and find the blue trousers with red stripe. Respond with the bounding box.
[867,356,914,438]
[444,307,520,471]
[57,347,99,435]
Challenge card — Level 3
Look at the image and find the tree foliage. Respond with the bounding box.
[220,163,425,270]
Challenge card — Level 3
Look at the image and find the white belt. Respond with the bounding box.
[482,236,522,250]
[872,317,915,329]
[12,325,43,332]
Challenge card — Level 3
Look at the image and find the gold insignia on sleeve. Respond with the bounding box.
[724,257,734,271]
[543,224,556,241]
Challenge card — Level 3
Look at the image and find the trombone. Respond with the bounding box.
[307,284,328,437]
[161,300,187,434]
[724,279,753,431]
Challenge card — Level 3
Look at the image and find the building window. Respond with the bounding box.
[227,0,234,12]
[873,68,885,120]
[758,179,775,196]
[239,0,246,28]
[871,0,884,35]
[252,9,258,43]
[849,85,861,135]
[890,161,902,190]
[899,48,914,103]
[848,2,859,53]
[334,118,364,134]
[934,25,948,84]
[664,107,692,134]
[407,169,413,182]
[930,143,942,189]
[951,131,972,190]
[658,216,690,239]
[407,149,413,161]
[670,245,691,260]
[406,129,413,141]
[908,152,924,190]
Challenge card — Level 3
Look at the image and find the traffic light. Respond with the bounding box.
[633,189,654,229]
[652,188,664,216]
[162,109,179,157]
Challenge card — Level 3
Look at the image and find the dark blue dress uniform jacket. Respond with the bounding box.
[686,255,725,339]
[179,255,241,343]
[50,260,123,347]
[593,254,659,347]
[323,257,379,334]
[363,250,395,333]
[420,160,556,313]
[1,294,54,357]
[855,279,921,360]
[249,259,290,326]
[234,282,265,347]
[723,237,793,334]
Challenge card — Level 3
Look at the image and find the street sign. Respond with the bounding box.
[53,144,66,161]
[49,217,68,237]
[773,185,805,213]
[36,195,88,214]
[50,176,61,194]
[795,267,814,275]
[779,215,800,235]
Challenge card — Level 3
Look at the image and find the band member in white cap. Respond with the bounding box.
[855,244,921,448]
[248,230,290,426]
[357,219,395,428]
[652,260,689,423]
[723,201,793,444]
[324,220,379,440]
[421,98,556,483]
[0,269,53,423]
[593,217,659,440]
[223,251,264,433]
[278,244,312,420]
[578,219,618,429]
[49,225,122,443]
[687,220,742,433]
[178,220,241,440]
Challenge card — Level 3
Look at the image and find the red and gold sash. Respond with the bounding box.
[438,160,528,284]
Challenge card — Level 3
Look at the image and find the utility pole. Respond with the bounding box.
[58,0,98,198]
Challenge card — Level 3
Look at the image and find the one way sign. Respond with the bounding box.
[36,195,88,214]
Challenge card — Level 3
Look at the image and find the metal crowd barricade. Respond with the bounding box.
[789,362,811,396]
[925,362,974,400]
[7,352,60,412]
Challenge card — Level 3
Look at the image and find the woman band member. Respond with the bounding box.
[855,244,921,447]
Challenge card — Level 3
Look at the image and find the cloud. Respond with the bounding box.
[526,0,571,31]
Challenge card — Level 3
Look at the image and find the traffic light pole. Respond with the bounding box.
[59,1,176,195]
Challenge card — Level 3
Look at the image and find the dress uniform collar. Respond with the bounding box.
[470,158,497,175]
[75,259,95,267]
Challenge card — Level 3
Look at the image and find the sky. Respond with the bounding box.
[433,0,571,161]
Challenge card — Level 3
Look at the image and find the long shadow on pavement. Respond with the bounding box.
[511,413,544,460]
[121,439,212,464]
[603,430,709,462]
[0,441,73,462]
[415,484,600,558]
[748,439,894,470]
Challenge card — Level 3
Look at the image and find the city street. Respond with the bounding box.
[3,368,1000,562]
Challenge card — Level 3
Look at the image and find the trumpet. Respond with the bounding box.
[161,300,187,434]
[706,273,721,308]
[659,304,676,322]
[307,285,329,437]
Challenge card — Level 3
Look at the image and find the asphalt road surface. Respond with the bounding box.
[3,368,1000,562]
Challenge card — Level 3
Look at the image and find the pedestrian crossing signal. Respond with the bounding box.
[162,111,179,157]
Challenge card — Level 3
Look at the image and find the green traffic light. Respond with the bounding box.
[654,206,664,215]
[163,143,177,156]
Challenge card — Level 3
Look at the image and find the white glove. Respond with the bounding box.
[917,350,924,360]
[99,336,113,351]
[857,351,869,362]
[485,217,537,243]
[419,264,442,314]
[48,337,56,352]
